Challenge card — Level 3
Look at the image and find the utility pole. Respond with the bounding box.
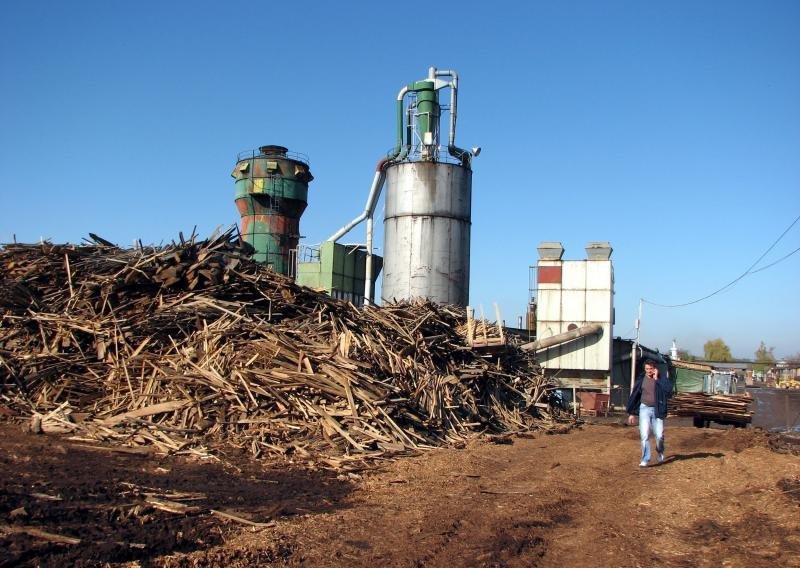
[630,299,642,391]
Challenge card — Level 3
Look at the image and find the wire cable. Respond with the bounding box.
[643,213,800,308]
[748,244,800,274]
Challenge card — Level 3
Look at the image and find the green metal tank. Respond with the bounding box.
[231,145,313,273]
[412,80,439,145]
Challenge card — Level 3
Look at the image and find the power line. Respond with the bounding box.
[643,213,800,308]
[749,244,800,274]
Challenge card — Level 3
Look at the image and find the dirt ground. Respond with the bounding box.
[1,416,799,568]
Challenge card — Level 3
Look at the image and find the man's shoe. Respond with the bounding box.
[657,453,665,464]
[639,461,648,467]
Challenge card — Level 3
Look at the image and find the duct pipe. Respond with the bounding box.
[363,155,397,303]
[328,82,413,243]
[327,160,387,242]
[330,83,416,305]
[520,323,603,352]
[427,68,458,150]
[364,215,375,305]
[327,81,411,242]
[429,67,471,165]
[362,108,411,302]
[393,86,411,162]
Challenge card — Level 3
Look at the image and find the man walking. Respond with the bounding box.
[626,358,673,467]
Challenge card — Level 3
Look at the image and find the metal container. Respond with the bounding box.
[231,145,313,273]
[327,67,478,306]
[750,387,800,432]
[381,161,472,306]
[296,241,383,307]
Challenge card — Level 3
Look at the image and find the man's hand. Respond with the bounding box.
[652,367,659,380]
[627,414,637,426]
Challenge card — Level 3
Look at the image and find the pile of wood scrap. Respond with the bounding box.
[461,305,506,350]
[668,392,753,425]
[0,230,561,467]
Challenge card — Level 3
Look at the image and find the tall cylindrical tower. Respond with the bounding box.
[382,161,471,305]
[231,145,313,273]
[379,68,476,306]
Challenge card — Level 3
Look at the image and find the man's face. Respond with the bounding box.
[645,364,656,378]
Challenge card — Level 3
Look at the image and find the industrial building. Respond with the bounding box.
[523,242,615,409]
[227,70,652,415]
[231,68,478,308]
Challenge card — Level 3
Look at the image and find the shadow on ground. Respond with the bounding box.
[0,425,354,567]
[647,452,725,468]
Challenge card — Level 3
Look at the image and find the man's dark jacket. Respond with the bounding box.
[626,371,674,419]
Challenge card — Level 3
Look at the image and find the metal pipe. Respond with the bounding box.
[363,154,396,303]
[520,323,603,352]
[327,161,387,242]
[330,82,417,306]
[631,299,642,391]
[405,104,413,157]
[364,215,374,305]
[429,68,458,149]
[429,68,471,165]
[329,80,414,244]
[389,86,409,161]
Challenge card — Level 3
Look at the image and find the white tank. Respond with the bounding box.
[381,161,472,306]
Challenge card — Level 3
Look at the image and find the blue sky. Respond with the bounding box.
[1,1,798,359]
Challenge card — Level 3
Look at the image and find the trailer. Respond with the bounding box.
[669,392,752,428]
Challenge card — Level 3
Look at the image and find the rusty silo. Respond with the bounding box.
[231,145,313,274]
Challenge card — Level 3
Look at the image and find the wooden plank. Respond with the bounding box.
[101,400,192,426]
[307,402,365,451]
[145,497,200,515]
[0,523,81,545]
[210,509,275,528]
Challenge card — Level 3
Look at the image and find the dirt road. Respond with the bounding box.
[2,420,799,567]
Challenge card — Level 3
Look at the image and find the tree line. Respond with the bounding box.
[676,339,799,369]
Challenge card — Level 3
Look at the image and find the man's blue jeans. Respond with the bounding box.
[639,403,664,463]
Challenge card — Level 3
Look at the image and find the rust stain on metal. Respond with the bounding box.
[537,266,562,284]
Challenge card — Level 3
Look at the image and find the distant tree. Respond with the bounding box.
[754,341,776,372]
[676,349,695,362]
[703,338,732,362]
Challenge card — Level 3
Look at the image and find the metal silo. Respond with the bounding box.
[231,145,313,274]
[329,67,478,306]
[380,71,475,306]
[382,161,471,305]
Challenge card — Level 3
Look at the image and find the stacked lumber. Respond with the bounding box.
[0,230,559,467]
[668,392,752,424]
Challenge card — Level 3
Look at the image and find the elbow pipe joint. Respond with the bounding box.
[327,159,388,242]
[386,86,410,162]
[448,144,472,169]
